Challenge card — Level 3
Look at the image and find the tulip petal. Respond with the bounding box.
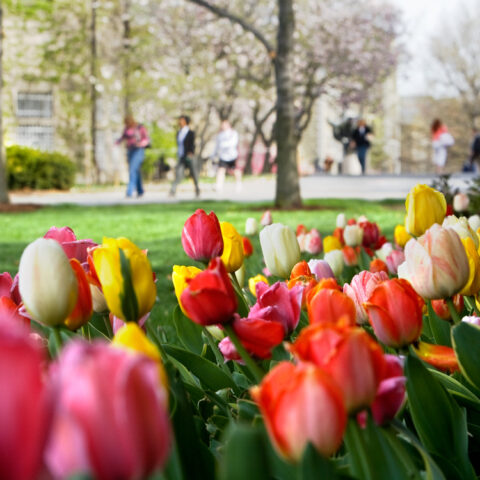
[413,341,459,372]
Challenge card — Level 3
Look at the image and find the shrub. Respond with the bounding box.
[142,124,176,181]
[7,145,76,190]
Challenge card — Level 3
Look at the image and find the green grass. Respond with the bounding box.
[0,198,405,337]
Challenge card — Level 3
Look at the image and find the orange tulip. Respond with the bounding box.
[307,288,356,327]
[290,261,312,278]
[251,362,346,461]
[369,258,389,274]
[431,295,464,320]
[242,236,254,257]
[64,259,93,330]
[412,341,459,372]
[290,324,385,413]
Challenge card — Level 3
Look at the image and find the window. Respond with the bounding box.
[17,92,53,118]
[16,125,54,151]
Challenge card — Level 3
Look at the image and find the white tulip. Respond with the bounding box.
[324,249,344,278]
[245,217,258,236]
[375,242,393,262]
[343,224,364,247]
[336,213,346,229]
[453,193,469,212]
[443,215,479,249]
[468,214,480,233]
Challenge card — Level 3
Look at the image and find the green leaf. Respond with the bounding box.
[452,322,480,391]
[163,344,238,393]
[119,248,139,323]
[218,422,271,480]
[298,444,341,480]
[430,369,480,409]
[426,301,451,347]
[172,305,204,355]
[405,354,475,479]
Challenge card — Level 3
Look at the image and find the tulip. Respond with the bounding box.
[375,242,393,262]
[405,184,447,236]
[260,223,301,278]
[336,213,347,229]
[242,236,253,257]
[369,258,389,274]
[290,261,312,278]
[323,235,342,253]
[245,217,259,235]
[342,246,359,267]
[93,238,156,323]
[181,209,223,263]
[431,295,464,320]
[343,270,388,324]
[19,238,78,326]
[453,192,470,212]
[220,222,244,273]
[461,315,480,327]
[394,224,412,248]
[443,215,479,249]
[260,210,273,226]
[180,257,237,325]
[45,341,171,479]
[332,227,344,245]
[359,221,383,249]
[296,224,308,236]
[398,224,469,299]
[0,296,29,329]
[250,362,346,461]
[364,278,424,348]
[172,265,202,315]
[44,226,97,264]
[290,324,385,413]
[386,250,405,275]
[468,214,480,233]
[343,224,363,247]
[0,326,53,480]
[235,263,246,287]
[248,274,269,297]
[90,284,108,313]
[308,259,335,280]
[459,237,480,296]
[305,229,322,254]
[307,288,356,327]
[412,341,459,372]
[250,281,302,334]
[218,313,285,360]
[324,249,344,277]
[0,271,13,298]
[297,233,307,252]
[64,258,93,331]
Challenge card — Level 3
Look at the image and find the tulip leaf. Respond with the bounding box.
[405,354,475,480]
[172,305,204,355]
[452,322,480,391]
[430,369,480,409]
[218,422,272,480]
[119,248,139,323]
[163,344,238,393]
[426,301,452,347]
[299,444,343,480]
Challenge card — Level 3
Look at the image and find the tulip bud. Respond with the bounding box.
[462,315,480,327]
[90,284,108,313]
[459,237,480,296]
[468,214,480,233]
[260,223,300,278]
[453,192,469,212]
[19,238,78,326]
[369,259,389,274]
[324,249,344,277]
[242,236,253,257]
[64,258,93,331]
[172,265,202,315]
[394,224,412,248]
[235,263,246,287]
[443,215,479,249]
[323,235,342,253]
[342,246,359,267]
[220,222,244,273]
[260,210,273,226]
[305,229,322,254]
[405,184,447,236]
[375,242,393,262]
[336,213,347,229]
[385,250,405,275]
[248,274,269,297]
[245,217,259,236]
[308,259,335,280]
[343,224,363,247]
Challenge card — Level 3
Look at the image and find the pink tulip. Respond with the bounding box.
[305,229,322,254]
[308,259,335,280]
[385,250,405,275]
[260,210,273,226]
[0,272,13,298]
[250,281,303,334]
[44,226,97,264]
[0,326,53,480]
[45,341,171,480]
[343,271,388,324]
[398,224,469,299]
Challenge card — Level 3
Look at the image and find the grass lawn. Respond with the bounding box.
[0,198,405,338]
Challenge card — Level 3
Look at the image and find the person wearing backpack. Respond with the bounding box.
[116,115,150,198]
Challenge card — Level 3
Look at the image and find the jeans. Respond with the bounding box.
[127,147,145,197]
[357,145,369,174]
[170,156,200,196]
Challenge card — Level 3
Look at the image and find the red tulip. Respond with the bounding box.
[360,221,382,249]
[296,224,307,236]
[251,362,346,461]
[44,226,97,264]
[0,326,53,480]
[0,296,30,329]
[431,295,464,320]
[181,209,224,263]
[45,341,171,480]
[290,260,312,278]
[242,236,254,257]
[333,227,345,245]
[180,258,237,325]
[64,259,93,331]
[290,324,385,413]
[364,278,424,348]
[307,288,356,327]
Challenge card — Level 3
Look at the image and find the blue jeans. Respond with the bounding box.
[127,148,145,196]
[357,145,369,174]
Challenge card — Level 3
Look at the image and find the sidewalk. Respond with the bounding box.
[9,173,473,207]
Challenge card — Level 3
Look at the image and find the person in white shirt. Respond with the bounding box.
[213,120,241,192]
[431,118,454,175]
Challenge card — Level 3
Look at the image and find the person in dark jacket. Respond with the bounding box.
[169,115,200,197]
[351,119,373,174]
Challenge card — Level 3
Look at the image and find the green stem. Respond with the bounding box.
[223,323,265,384]
[230,272,252,311]
[446,297,461,324]
[344,417,373,480]
[103,315,114,338]
[146,322,171,365]
[203,329,232,377]
[52,326,63,351]
[466,296,480,316]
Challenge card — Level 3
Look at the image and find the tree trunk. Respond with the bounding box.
[123,0,131,115]
[243,129,258,175]
[262,142,273,174]
[90,0,100,183]
[0,0,9,203]
[274,0,301,208]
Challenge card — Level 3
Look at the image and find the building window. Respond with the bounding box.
[16,125,54,151]
[16,92,53,118]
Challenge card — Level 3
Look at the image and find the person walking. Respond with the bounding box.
[431,118,454,175]
[116,115,150,198]
[351,119,373,175]
[169,115,200,198]
[468,127,480,172]
[213,119,241,192]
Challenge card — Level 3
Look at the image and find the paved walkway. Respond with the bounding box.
[9,173,474,206]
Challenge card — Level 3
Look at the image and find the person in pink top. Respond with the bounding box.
[116,115,150,197]
[431,118,454,175]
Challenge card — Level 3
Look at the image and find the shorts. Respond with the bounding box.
[218,158,237,169]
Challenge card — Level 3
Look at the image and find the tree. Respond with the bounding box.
[0,0,9,203]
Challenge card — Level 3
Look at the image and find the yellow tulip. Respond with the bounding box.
[93,238,156,323]
[172,265,202,314]
[249,274,269,296]
[323,235,342,253]
[112,322,168,390]
[394,224,412,248]
[220,222,244,273]
[460,237,480,296]
[405,184,447,236]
